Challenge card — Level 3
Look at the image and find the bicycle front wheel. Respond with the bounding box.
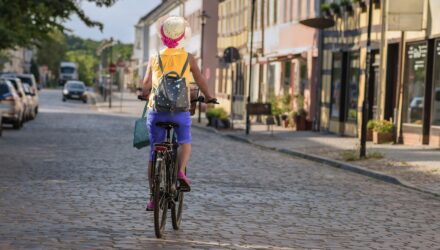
[153,155,168,238]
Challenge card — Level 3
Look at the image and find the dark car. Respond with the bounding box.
[62,80,87,103]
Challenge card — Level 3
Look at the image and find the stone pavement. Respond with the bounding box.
[212,121,440,196]
[95,90,440,196]
[1,89,440,249]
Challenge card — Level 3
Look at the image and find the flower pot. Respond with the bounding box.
[207,116,213,126]
[294,114,307,131]
[367,128,373,141]
[322,9,332,18]
[373,131,394,144]
[221,119,230,129]
[283,119,289,128]
[275,115,281,126]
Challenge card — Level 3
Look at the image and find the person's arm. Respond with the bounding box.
[141,57,153,98]
[189,54,215,101]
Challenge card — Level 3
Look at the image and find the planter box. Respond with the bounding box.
[295,115,307,131]
[373,131,394,144]
[367,129,373,141]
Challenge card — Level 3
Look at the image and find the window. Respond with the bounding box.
[283,61,291,86]
[267,64,276,97]
[403,42,428,125]
[432,40,440,125]
[346,52,360,121]
[331,53,343,118]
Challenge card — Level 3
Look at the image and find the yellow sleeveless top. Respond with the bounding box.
[148,48,192,108]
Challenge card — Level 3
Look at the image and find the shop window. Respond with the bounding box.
[330,53,343,119]
[403,42,428,125]
[432,40,440,125]
[267,64,276,97]
[346,51,360,121]
[283,61,291,86]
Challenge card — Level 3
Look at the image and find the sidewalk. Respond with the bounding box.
[93,90,144,117]
[192,120,440,197]
[94,90,440,197]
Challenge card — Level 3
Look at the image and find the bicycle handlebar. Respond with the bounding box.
[138,95,219,104]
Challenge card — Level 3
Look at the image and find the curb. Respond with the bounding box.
[192,124,440,199]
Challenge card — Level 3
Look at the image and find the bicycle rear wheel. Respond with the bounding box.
[171,167,185,230]
[171,190,184,230]
[153,155,168,238]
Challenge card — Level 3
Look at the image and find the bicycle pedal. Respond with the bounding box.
[179,186,191,192]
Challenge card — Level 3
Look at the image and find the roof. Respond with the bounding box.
[137,0,182,25]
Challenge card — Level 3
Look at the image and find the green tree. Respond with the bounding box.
[0,0,116,50]
[35,30,67,79]
[66,51,99,86]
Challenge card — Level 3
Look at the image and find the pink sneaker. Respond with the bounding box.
[177,171,191,192]
[146,199,154,211]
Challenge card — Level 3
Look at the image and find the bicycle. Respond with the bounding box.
[138,95,218,238]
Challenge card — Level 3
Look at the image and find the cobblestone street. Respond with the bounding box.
[0,90,440,249]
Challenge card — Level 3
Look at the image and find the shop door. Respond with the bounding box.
[369,50,380,120]
[231,62,245,120]
[384,43,399,121]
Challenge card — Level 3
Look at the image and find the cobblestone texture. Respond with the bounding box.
[0,90,440,249]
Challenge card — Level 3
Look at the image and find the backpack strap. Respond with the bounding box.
[157,52,164,74]
[180,53,190,77]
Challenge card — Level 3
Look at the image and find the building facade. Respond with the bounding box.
[319,0,440,147]
[216,0,320,124]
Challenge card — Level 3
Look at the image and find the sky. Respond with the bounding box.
[65,0,161,44]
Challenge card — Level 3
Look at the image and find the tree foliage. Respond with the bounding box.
[36,30,67,78]
[0,0,116,50]
[66,50,99,86]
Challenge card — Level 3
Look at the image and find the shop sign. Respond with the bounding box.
[408,44,427,70]
[388,0,426,31]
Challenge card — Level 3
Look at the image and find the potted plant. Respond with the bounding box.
[293,94,307,131]
[373,120,395,144]
[352,0,367,11]
[340,0,353,15]
[330,2,341,16]
[280,93,292,128]
[270,96,282,126]
[366,119,376,141]
[320,3,332,18]
[219,109,230,129]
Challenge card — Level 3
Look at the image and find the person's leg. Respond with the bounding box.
[173,112,192,185]
[146,111,166,209]
[178,143,191,173]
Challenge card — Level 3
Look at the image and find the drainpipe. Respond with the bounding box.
[314,0,324,131]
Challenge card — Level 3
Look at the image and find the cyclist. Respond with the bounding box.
[140,16,216,211]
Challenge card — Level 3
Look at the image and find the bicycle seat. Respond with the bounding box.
[156,122,179,129]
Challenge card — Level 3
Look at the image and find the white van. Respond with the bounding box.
[59,62,78,86]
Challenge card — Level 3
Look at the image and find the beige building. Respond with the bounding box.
[320,0,440,147]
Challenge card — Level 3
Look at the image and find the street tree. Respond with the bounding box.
[0,0,116,50]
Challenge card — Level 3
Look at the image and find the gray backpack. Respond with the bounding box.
[153,52,190,112]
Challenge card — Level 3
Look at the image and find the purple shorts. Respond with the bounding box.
[147,109,192,161]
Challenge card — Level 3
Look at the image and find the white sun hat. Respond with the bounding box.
[158,16,191,49]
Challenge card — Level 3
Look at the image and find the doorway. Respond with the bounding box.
[384,43,399,121]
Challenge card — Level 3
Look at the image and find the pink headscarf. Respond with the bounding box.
[160,25,185,48]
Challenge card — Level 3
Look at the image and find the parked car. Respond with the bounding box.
[0,110,3,137]
[62,80,88,103]
[0,79,25,129]
[22,84,37,120]
[1,77,35,121]
[17,74,39,115]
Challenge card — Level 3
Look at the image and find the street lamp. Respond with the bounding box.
[198,10,209,123]
[245,0,256,135]
[360,0,374,158]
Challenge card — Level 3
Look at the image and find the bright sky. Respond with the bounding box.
[65,0,161,44]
